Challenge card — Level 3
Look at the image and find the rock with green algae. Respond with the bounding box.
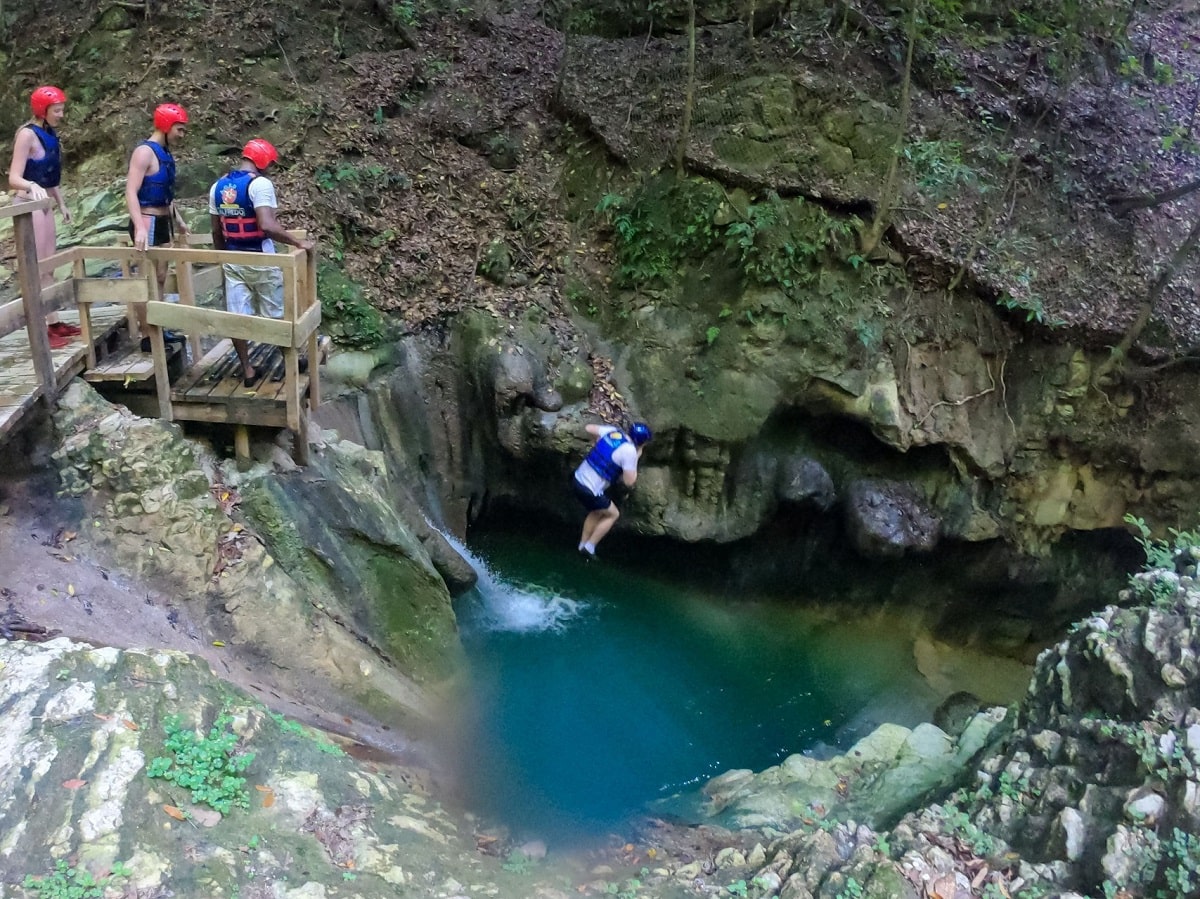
[691,709,1010,833]
[0,637,527,897]
[50,381,458,720]
[235,437,466,685]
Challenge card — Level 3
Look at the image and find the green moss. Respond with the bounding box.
[317,262,390,349]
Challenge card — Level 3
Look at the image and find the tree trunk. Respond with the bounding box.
[674,0,697,178]
[860,0,917,258]
[1093,214,1200,384]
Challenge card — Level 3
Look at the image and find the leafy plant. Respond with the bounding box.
[902,140,977,194]
[267,710,345,756]
[502,850,535,874]
[147,713,255,815]
[23,860,130,899]
[316,261,388,349]
[705,325,721,346]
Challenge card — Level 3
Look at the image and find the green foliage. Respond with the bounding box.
[705,325,721,346]
[267,710,346,756]
[1162,828,1200,897]
[391,1,420,26]
[1124,513,1200,604]
[941,803,997,856]
[902,140,976,194]
[502,850,536,874]
[995,288,1061,326]
[23,860,131,898]
[594,178,724,287]
[836,876,865,899]
[596,180,860,302]
[317,261,389,349]
[726,880,748,897]
[314,161,408,194]
[146,713,255,815]
[725,194,858,292]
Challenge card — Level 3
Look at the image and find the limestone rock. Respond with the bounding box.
[843,479,941,559]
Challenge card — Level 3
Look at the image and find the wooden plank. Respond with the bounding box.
[145,301,294,346]
[40,246,78,273]
[168,402,290,427]
[0,197,53,219]
[293,403,310,466]
[0,297,24,338]
[148,326,172,421]
[74,278,152,305]
[41,279,75,311]
[175,262,203,365]
[294,302,321,346]
[174,338,233,393]
[284,346,301,432]
[84,350,166,383]
[145,246,301,269]
[183,348,242,400]
[13,210,54,411]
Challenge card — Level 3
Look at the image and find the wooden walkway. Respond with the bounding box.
[0,305,126,437]
[0,199,322,465]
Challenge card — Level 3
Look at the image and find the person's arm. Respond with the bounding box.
[254,203,314,250]
[172,202,190,238]
[585,423,605,438]
[8,128,46,199]
[49,185,70,223]
[208,184,225,250]
[125,145,151,249]
[210,214,225,250]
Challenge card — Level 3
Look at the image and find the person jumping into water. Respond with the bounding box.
[572,420,652,558]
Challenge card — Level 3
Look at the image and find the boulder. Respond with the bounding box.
[843,479,941,559]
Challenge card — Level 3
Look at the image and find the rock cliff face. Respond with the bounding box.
[50,382,463,722]
[1,541,1194,898]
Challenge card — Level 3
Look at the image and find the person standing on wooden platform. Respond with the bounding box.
[7,85,76,350]
[209,138,314,387]
[125,102,191,351]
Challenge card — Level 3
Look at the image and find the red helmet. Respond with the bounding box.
[154,102,188,133]
[242,138,278,170]
[30,85,67,119]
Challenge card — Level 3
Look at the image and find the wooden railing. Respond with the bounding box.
[0,197,58,411]
[2,219,321,463]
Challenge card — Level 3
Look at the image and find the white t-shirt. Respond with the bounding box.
[209,174,278,254]
[574,426,639,495]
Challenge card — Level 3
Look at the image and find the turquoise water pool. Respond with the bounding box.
[445,532,986,844]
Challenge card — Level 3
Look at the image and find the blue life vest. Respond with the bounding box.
[584,431,629,484]
[214,170,266,251]
[22,124,61,189]
[135,140,175,207]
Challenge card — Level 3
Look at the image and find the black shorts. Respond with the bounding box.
[128,213,174,246]
[572,477,612,512]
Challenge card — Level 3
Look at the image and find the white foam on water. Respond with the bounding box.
[441,532,587,634]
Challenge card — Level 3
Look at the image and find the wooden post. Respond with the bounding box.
[149,321,172,421]
[175,260,202,364]
[293,405,310,466]
[73,256,97,368]
[12,206,54,409]
[234,424,251,471]
[282,265,301,432]
[305,244,320,409]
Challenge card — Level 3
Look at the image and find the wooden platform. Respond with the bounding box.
[167,339,311,428]
[0,306,127,440]
[84,341,183,384]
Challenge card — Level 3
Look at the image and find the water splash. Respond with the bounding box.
[442,532,586,634]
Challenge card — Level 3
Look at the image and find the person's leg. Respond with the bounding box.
[32,207,68,336]
[583,504,620,549]
[224,265,258,382]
